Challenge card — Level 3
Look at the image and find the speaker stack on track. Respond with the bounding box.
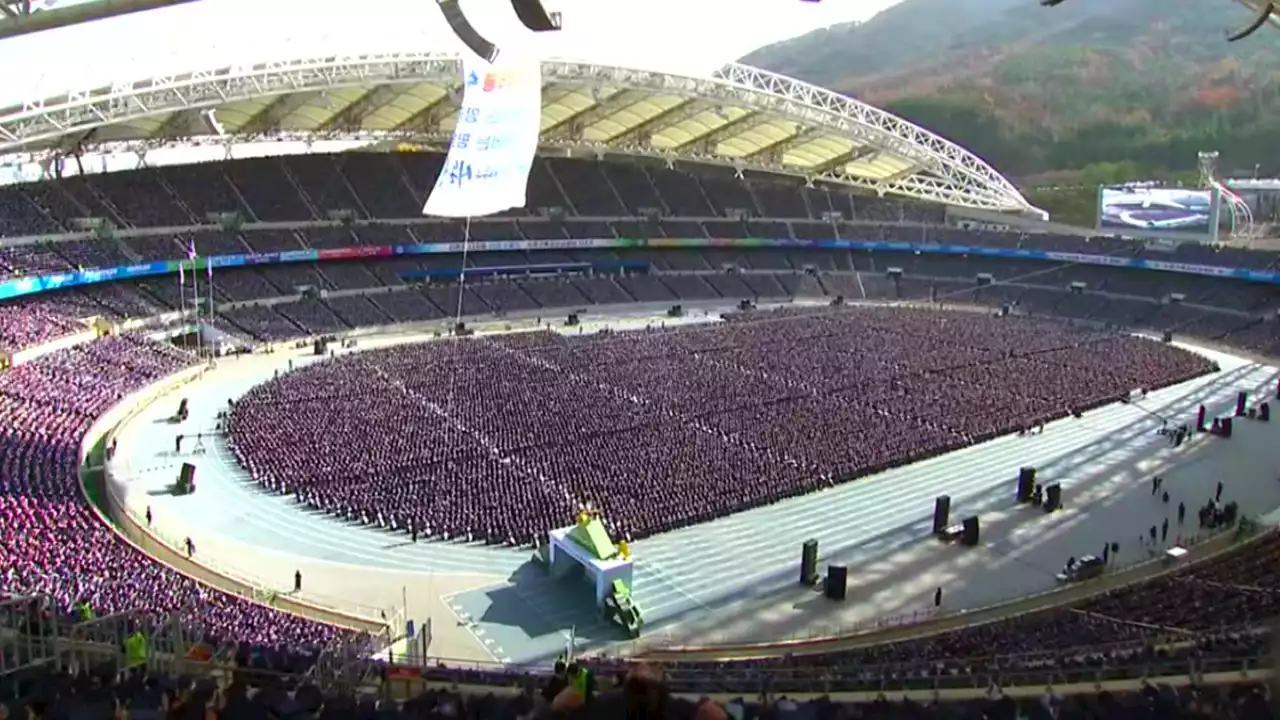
[799,539,819,587]
[1043,483,1062,513]
[932,495,951,535]
[824,565,848,601]
[960,516,980,547]
[1016,467,1035,504]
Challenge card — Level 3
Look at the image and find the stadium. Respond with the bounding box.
[3,3,1280,718]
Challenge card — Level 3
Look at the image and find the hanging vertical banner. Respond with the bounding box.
[423,52,543,218]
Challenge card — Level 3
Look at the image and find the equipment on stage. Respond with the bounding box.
[1211,416,1234,439]
[174,463,196,496]
[830,295,845,307]
[544,515,642,638]
[667,304,684,318]
[1162,331,1173,343]
[1044,483,1062,513]
[824,564,848,601]
[313,338,329,356]
[1017,467,1036,503]
[739,299,754,311]
[1261,402,1271,422]
[565,312,580,327]
[938,515,980,547]
[603,579,642,638]
[932,495,951,535]
[800,539,819,586]
[1236,391,1248,417]
[1197,404,1207,431]
[1056,554,1105,583]
[454,322,472,337]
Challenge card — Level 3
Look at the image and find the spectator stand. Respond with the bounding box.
[95,303,1280,671]
[89,353,400,639]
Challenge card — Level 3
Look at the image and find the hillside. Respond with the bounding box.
[742,0,1280,185]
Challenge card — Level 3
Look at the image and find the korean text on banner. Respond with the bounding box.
[423,54,542,218]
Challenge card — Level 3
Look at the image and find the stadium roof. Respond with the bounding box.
[0,52,1034,212]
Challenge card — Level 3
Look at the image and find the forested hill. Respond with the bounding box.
[741,0,1280,188]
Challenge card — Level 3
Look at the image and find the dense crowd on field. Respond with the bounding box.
[227,306,1211,543]
[2,155,1280,710]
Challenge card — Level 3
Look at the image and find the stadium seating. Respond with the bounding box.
[6,154,1280,703]
[0,658,1265,720]
[0,335,349,665]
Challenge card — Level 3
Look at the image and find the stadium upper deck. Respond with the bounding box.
[0,32,1035,213]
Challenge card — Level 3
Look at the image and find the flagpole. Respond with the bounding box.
[178,261,188,353]
[187,239,204,358]
[206,255,214,358]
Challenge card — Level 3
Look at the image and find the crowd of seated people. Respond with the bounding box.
[2,659,1270,720]
[225,307,1211,545]
[0,334,347,663]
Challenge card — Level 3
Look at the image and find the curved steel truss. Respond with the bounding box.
[0,53,1034,212]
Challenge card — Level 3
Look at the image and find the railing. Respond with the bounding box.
[6,591,1276,697]
[401,649,1274,696]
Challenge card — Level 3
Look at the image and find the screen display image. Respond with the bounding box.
[1098,187,1216,237]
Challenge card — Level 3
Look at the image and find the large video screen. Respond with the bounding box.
[1097,187,1217,239]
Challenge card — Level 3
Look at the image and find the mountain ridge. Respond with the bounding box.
[739,0,1280,197]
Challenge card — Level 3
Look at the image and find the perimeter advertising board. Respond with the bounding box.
[1096,186,1221,241]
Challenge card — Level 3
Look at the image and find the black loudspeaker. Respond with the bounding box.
[960,516,980,547]
[824,564,848,600]
[437,0,499,62]
[511,0,561,31]
[1261,402,1271,422]
[1044,483,1062,512]
[1162,331,1173,343]
[932,495,951,535]
[1236,391,1248,417]
[1017,467,1035,503]
[1221,416,1234,438]
[176,462,196,495]
[565,313,580,327]
[800,539,818,586]
[313,339,328,356]
[667,304,684,318]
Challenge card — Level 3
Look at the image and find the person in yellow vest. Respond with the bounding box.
[75,600,94,621]
[125,631,148,668]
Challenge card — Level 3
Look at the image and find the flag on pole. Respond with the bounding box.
[423,50,542,218]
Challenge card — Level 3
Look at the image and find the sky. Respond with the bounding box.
[0,0,906,184]
[0,0,904,108]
